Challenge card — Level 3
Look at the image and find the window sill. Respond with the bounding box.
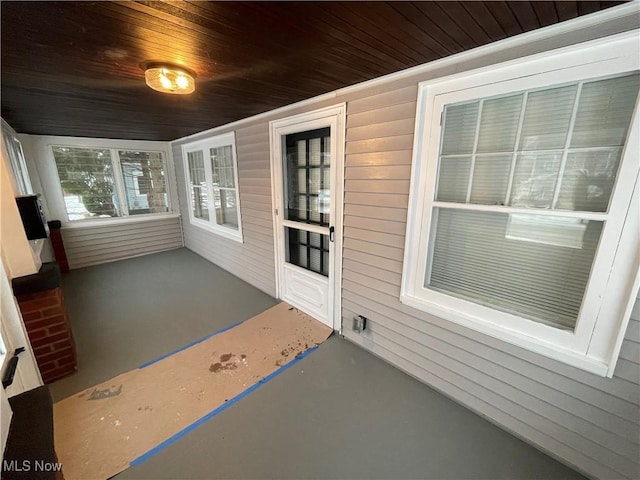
[399,293,610,377]
[188,218,244,243]
[62,212,180,229]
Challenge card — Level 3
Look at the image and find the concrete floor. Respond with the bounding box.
[52,248,585,480]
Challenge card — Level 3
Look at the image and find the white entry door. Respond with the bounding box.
[270,104,346,329]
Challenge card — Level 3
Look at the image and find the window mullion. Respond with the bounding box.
[111,149,129,217]
[551,82,583,209]
[432,201,607,221]
[465,100,484,203]
[505,92,529,205]
[203,147,216,227]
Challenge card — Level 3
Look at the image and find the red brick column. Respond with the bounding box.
[47,221,69,272]
[16,287,77,384]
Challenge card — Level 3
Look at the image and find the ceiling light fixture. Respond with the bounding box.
[141,61,196,94]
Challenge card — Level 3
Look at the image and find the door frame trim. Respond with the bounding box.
[269,103,346,332]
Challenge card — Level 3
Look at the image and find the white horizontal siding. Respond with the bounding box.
[170,13,640,480]
[61,216,183,269]
[340,75,639,480]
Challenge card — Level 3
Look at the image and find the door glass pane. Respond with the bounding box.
[187,150,208,221]
[285,227,329,276]
[119,150,168,215]
[426,208,603,330]
[284,127,331,226]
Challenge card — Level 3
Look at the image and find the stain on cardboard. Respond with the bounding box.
[209,362,238,373]
[88,385,122,401]
[54,302,332,480]
[220,353,233,362]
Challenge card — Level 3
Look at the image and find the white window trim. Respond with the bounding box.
[181,131,243,243]
[1,119,33,196]
[401,31,640,377]
[33,135,177,227]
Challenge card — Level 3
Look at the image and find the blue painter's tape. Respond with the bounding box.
[138,320,244,369]
[130,344,320,467]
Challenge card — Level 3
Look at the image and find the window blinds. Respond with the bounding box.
[428,73,640,330]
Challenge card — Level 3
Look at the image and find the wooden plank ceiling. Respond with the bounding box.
[0,1,623,141]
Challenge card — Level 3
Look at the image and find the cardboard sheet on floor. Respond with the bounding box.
[53,303,332,480]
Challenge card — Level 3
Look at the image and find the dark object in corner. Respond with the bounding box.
[47,221,69,272]
[15,194,48,240]
[2,347,25,388]
[11,262,61,296]
[2,386,64,479]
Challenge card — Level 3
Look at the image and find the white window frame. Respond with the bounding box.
[34,136,177,227]
[402,31,640,377]
[181,131,243,243]
[1,120,33,196]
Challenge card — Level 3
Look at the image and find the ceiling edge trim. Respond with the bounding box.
[171,2,640,145]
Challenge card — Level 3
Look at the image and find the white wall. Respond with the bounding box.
[172,6,640,479]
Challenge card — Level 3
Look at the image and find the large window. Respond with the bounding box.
[402,34,639,376]
[52,146,169,221]
[182,132,242,242]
